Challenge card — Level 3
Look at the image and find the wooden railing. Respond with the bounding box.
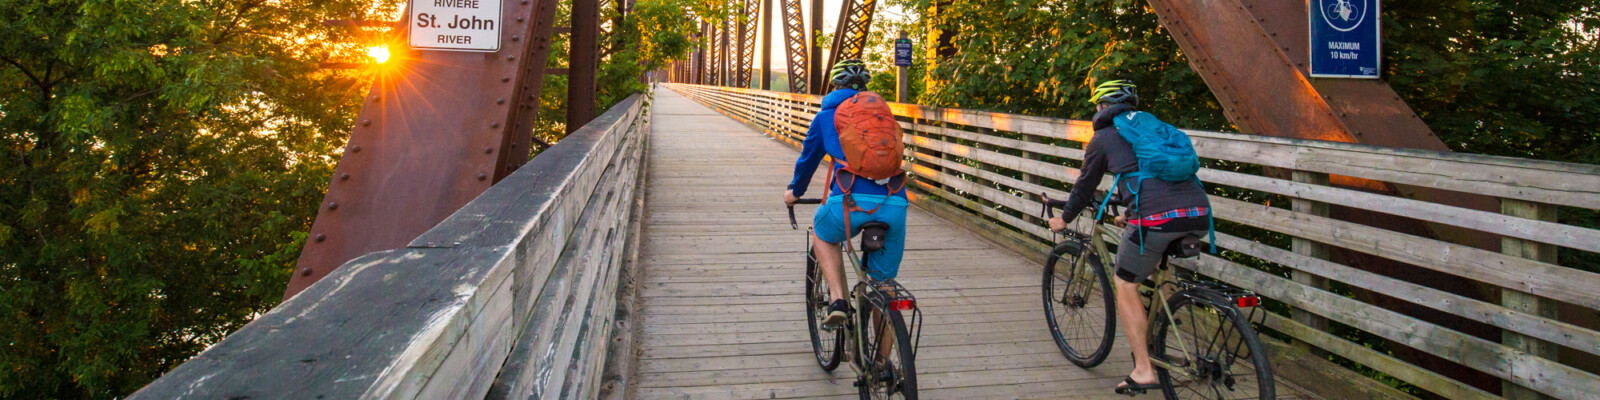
[131,93,651,400]
[668,83,1600,400]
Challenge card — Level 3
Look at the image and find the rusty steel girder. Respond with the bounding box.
[569,0,600,132]
[709,19,725,86]
[779,0,810,93]
[695,22,706,84]
[760,0,773,89]
[285,0,563,298]
[826,0,877,75]
[735,0,762,87]
[808,0,823,93]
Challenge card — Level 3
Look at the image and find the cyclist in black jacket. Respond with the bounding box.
[1048,80,1211,393]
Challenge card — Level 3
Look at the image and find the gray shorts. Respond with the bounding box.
[1115,227,1205,283]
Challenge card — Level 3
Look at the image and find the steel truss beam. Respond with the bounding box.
[708,19,725,86]
[778,0,809,93]
[718,16,731,85]
[826,0,877,76]
[735,0,762,87]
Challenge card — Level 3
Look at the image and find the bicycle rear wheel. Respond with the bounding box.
[1042,240,1116,367]
[857,303,916,400]
[804,234,843,371]
[1152,290,1275,400]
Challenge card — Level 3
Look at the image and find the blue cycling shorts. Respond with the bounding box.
[813,194,908,281]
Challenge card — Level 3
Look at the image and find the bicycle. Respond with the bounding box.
[789,198,921,400]
[1038,192,1275,399]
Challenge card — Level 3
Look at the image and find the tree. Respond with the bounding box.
[0,0,398,397]
[896,0,1232,130]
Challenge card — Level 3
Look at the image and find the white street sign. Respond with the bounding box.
[409,0,502,52]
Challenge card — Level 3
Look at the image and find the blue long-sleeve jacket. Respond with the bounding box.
[788,88,907,199]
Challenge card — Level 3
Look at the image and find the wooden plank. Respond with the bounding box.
[1200,167,1600,252]
[693,84,1600,209]
[1259,303,1498,400]
[1211,196,1600,310]
[1212,230,1600,357]
[601,117,651,400]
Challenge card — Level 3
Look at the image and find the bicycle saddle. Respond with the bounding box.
[1165,235,1203,259]
[857,222,891,252]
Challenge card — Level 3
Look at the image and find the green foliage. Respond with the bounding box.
[897,0,1231,130]
[0,0,398,396]
[1386,2,1600,165]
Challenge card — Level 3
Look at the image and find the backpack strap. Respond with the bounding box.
[838,170,904,216]
[832,169,906,250]
[1124,173,1147,255]
[1094,173,1123,222]
[1196,179,1217,254]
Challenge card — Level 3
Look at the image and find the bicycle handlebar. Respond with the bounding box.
[1038,191,1122,222]
[787,199,823,229]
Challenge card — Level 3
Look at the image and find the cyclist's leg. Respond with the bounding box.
[1112,228,1165,388]
[812,198,851,302]
[862,205,907,282]
[859,202,907,364]
[1112,227,1202,389]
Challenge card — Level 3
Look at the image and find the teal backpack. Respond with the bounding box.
[1094,110,1215,253]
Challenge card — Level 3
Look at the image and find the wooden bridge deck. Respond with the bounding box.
[629,89,1314,399]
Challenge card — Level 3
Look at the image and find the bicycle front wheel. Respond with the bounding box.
[804,234,843,371]
[1152,290,1275,400]
[857,305,916,400]
[1042,240,1116,367]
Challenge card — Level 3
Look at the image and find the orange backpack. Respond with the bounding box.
[824,92,906,241]
[833,91,904,180]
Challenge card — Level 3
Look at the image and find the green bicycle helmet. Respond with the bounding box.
[829,59,871,90]
[1088,79,1138,106]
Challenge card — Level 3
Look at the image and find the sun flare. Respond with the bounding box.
[367,45,391,64]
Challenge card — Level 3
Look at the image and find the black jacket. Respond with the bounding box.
[1059,103,1211,220]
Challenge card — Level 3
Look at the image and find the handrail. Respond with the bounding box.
[668,83,1600,400]
[130,93,652,400]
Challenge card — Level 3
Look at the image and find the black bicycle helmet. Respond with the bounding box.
[1088,79,1138,106]
[829,59,871,90]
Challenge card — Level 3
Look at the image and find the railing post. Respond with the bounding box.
[895,30,909,103]
[1500,197,1559,400]
[1290,170,1331,357]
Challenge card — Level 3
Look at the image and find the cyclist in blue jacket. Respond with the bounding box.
[782,60,908,329]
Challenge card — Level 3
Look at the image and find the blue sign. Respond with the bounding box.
[1309,0,1380,78]
[894,39,913,67]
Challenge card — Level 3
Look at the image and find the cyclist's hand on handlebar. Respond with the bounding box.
[1048,216,1070,233]
[783,189,798,206]
[1113,215,1128,228]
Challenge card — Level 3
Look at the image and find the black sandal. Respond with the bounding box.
[1114,376,1163,395]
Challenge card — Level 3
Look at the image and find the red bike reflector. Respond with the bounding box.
[891,299,916,311]
[1236,296,1260,308]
